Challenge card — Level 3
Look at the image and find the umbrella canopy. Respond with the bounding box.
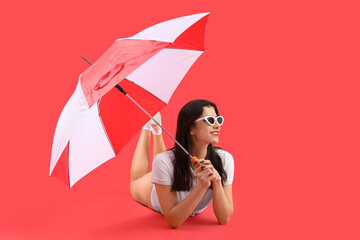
[50,12,210,187]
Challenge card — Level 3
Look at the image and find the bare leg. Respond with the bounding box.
[153,134,166,159]
[130,129,151,181]
[130,129,166,209]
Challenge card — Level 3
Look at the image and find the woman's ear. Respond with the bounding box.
[189,126,194,136]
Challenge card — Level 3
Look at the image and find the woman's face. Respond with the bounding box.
[190,106,221,145]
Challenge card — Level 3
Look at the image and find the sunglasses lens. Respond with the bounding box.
[206,117,215,125]
[217,116,224,125]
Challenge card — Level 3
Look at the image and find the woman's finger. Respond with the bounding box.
[196,168,213,177]
[194,159,206,168]
[201,160,211,165]
[195,159,211,168]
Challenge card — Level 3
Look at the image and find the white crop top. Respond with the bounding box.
[150,149,234,216]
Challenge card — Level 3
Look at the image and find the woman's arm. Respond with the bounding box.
[155,181,208,228]
[155,159,214,228]
[203,160,233,224]
[212,183,233,224]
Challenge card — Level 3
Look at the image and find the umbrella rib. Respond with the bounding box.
[164,48,204,52]
[67,141,71,188]
[96,101,116,156]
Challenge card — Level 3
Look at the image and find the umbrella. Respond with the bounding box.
[50,12,210,187]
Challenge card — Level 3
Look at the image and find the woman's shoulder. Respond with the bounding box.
[215,148,235,183]
[215,148,233,160]
[151,150,175,184]
[156,149,175,159]
[153,150,175,165]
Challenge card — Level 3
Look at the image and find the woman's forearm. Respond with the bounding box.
[165,183,208,228]
[212,182,233,224]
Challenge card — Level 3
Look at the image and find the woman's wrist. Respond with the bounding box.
[212,179,222,188]
[197,179,211,189]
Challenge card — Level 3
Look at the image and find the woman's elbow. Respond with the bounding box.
[168,222,181,229]
[216,209,233,225]
[217,217,230,225]
[165,215,183,229]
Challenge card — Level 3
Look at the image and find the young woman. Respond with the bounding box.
[130,99,234,228]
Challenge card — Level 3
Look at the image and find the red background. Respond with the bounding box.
[1,0,359,239]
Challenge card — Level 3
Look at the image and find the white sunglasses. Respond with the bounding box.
[195,116,224,126]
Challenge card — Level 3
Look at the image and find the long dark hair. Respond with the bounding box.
[171,99,227,191]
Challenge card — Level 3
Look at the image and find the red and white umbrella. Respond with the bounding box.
[50,12,210,187]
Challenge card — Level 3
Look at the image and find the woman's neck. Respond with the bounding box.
[191,143,208,159]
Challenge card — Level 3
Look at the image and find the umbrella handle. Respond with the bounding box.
[190,156,201,168]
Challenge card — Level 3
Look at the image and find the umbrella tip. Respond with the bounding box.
[81,56,93,65]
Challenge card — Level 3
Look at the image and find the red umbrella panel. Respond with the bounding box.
[50,12,210,187]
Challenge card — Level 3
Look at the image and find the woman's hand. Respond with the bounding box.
[156,159,218,228]
[194,159,221,188]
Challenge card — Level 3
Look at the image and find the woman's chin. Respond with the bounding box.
[209,136,219,144]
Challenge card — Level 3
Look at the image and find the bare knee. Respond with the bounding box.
[129,174,153,209]
[129,181,140,201]
[130,186,152,209]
